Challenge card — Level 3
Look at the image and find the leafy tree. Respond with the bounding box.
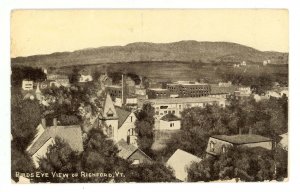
[120,163,176,182]
[135,103,155,155]
[11,97,42,151]
[11,146,35,182]
[187,146,282,182]
[187,156,215,182]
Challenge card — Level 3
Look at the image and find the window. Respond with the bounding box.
[107,125,113,138]
[222,145,226,153]
[127,128,136,136]
[210,141,215,152]
[132,159,140,165]
[130,116,133,122]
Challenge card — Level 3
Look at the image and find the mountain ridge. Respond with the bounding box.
[11,41,288,67]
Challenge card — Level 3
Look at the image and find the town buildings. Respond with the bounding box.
[166,81,211,98]
[206,134,273,156]
[140,97,226,119]
[147,88,170,99]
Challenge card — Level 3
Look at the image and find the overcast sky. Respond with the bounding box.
[11,9,288,58]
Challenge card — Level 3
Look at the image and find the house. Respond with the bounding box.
[253,93,268,102]
[22,80,34,90]
[139,97,226,120]
[115,107,137,145]
[266,90,281,98]
[116,139,152,165]
[206,134,273,156]
[166,149,202,181]
[278,133,288,151]
[159,113,181,130]
[238,87,252,96]
[99,93,137,144]
[26,118,83,168]
[78,70,93,83]
[47,74,70,87]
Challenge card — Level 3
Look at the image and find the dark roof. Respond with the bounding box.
[210,85,238,95]
[27,125,83,156]
[116,139,138,159]
[115,107,132,128]
[211,134,272,145]
[160,113,180,121]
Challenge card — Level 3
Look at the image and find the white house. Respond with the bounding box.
[26,118,83,168]
[22,80,34,90]
[79,74,93,83]
[166,149,202,181]
[159,113,181,130]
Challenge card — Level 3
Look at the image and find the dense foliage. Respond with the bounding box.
[187,146,287,182]
[135,103,155,156]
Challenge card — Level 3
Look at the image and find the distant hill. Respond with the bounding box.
[11,41,288,67]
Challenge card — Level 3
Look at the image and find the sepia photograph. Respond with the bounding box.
[10,9,288,183]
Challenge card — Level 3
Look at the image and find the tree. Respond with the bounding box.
[135,103,155,155]
[187,146,282,182]
[11,146,35,182]
[120,163,176,182]
[187,156,215,182]
[11,97,42,151]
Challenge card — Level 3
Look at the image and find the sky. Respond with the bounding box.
[11,9,288,58]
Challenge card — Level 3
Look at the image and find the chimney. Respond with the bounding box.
[53,118,57,127]
[41,118,46,128]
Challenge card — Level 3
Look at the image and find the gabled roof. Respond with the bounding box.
[116,139,152,161]
[211,134,272,145]
[101,93,118,119]
[27,125,83,156]
[166,149,202,181]
[116,139,138,159]
[160,113,180,121]
[115,107,132,128]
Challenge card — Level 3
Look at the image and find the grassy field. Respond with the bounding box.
[151,129,181,151]
[56,61,288,84]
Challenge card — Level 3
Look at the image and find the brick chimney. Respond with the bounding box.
[41,118,46,128]
[53,118,57,127]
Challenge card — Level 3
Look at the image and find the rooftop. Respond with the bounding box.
[148,88,169,91]
[211,134,272,145]
[145,97,224,104]
[116,139,138,159]
[160,113,181,121]
[166,149,202,181]
[115,107,132,128]
[27,125,83,156]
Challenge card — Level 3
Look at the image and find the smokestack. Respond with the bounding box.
[53,118,57,127]
[122,74,126,105]
[41,118,46,128]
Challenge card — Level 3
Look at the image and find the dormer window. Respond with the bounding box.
[107,108,114,117]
